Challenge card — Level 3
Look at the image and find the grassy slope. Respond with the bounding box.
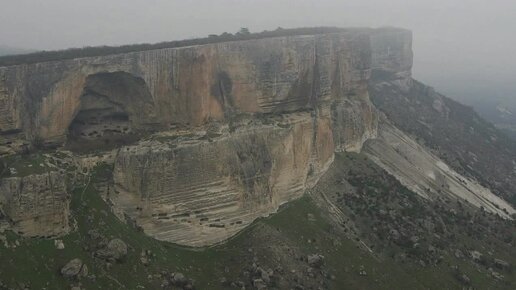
[0,182,416,289]
[1,154,515,289]
[0,153,50,178]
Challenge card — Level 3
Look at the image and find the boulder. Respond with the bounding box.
[172,272,187,286]
[470,250,482,262]
[254,267,272,284]
[457,273,470,285]
[454,249,463,259]
[54,239,65,250]
[96,239,127,261]
[61,259,87,278]
[140,251,150,266]
[389,229,400,240]
[494,259,510,269]
[490,270,504,280]
[307,254,324,268]
[253,278,267,290]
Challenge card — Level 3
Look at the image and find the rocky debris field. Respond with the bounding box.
[312,153,516,289]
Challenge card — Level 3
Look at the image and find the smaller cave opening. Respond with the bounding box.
[67,98,140,152]
[70,107,131,137]
[66,71,156,153]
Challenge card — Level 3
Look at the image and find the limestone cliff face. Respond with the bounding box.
[0,31,374,149]
[103,31,382,246]
[113,114,334,246]
[1,28,511,250]
[370,27,413,78]
[0,28,414,246]
[0,172,69,237]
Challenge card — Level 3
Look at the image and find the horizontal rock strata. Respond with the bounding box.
[113,113,334,246]
[364,122,515,218]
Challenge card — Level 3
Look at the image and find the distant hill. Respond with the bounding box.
[416,77,516,141]
[472,100,516,140]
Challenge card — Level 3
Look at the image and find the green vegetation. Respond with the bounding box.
[0,153,51,178]
[1,154,514,289]
[316,153,516,290]
[1,164,230,289]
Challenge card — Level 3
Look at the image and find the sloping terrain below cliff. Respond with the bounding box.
[1,154,514,290]
[311,153,516,290]
[364,121,514,218]
[370,77,516,206]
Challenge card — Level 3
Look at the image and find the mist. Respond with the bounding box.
[1,0,515,106]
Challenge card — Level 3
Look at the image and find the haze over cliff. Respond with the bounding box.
[3,1,515,110]
[1,25,516,289]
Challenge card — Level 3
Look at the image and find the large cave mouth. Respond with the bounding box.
[66,71,157,152]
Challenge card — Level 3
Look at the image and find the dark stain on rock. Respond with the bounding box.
[211,71,234,110]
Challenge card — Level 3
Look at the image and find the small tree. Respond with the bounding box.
[238,27,250,35]
[219,32,233,40]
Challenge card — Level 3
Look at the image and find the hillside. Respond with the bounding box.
[1,154,514,289]
[370,76,516,206]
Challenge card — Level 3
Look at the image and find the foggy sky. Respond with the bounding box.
[1,0,516,103]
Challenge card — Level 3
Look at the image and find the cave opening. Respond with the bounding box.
[66,71,157,153]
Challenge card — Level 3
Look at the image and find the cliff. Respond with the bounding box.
[112,114,334,245]
[0,31,377,148]
[370,27,413,78]
[0,29,390,244]
[7,27,511,247]
[3,27,516,290]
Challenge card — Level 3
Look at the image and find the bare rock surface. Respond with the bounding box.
[0,171,70,237]
[364,122,515,218]
[0,30,389,151]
